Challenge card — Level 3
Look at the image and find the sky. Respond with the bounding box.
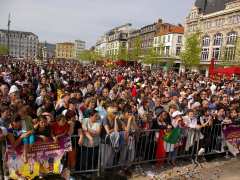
[0,0,195,48]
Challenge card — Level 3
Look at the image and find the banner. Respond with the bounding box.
[6,136,72,179]
[223,124,240,156]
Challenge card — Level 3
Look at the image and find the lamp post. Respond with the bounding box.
[7,13,11,57]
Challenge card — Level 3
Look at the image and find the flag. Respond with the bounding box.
[131,85,137,97]
[163,128,181,144]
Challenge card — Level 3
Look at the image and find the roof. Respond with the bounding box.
[195,0,235,14]
[168,26,184,34]
[56,42,74,46]
[0,29,37,36]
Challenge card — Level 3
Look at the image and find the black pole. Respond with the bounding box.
[7,13,11,56]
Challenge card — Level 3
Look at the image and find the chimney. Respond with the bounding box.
[158,18,163,24]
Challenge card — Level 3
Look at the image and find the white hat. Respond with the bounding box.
[40,69,45,75]
[191,102,201,109]
[0,127,8,136]
[172,111,183,118]
[8,85,19,95]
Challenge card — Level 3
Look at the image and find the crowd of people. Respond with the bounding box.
[0,59,240,178]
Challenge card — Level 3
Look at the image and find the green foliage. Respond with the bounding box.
[129,36,142,61]
[180,32,201,67]
[142,47,159,64]
[0,45,9,55]
[78,50,102,62]
[117,43,128,61]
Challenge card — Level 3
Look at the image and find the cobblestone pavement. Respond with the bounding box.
[131,157,240,180]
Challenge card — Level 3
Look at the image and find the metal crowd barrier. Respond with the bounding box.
[70,124,226,175]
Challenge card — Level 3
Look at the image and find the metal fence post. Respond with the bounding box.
[97,142,101,176]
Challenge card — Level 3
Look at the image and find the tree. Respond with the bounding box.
[117,43,128,61]
[142,47,159,64]
[0,45,9,56]
[78,50,102,62]
[180,32,201,68]
[129,36,142,61]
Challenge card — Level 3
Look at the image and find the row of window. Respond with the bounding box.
[201,47,236,61]
[202,15,240,29]
[155,46,181,56]
[56,53,74,57]
[0,35,37,41]
[202,32,238,46]
[154,35,183,45]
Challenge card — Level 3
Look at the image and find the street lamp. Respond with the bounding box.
[7,13,11,57]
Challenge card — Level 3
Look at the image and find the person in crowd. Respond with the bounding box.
[51,115,69,143]
[35,88,47,107]
[18,105,35,162]
[100,106,119,168]
[34,115,51,142]
[153,111,171,166]
[81,110,101,170]
[65,110,83,171]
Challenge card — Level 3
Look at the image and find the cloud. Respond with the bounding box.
[0,0,195,47]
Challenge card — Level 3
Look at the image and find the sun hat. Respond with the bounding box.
[8,85,19,95]
[172,111,183,118]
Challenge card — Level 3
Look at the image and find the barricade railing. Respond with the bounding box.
[71,124,226,175]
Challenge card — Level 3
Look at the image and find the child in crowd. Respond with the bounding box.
[34,116,51,142]
[51,115,69,143]
[18,105,35,163]
[7,115,24,149]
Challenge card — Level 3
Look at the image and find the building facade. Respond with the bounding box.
[38,41,56,60]
[139,23,157,53]
[153,22,184,58]
[74,40,86,58]
[185,0,240,72]
[0,29,38,59]
[55,42,75,59]
[95,23,132,58]
[95,35,108,57]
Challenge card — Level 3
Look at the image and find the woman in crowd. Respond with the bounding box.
[66,110,83,171]
[81,110,101,170]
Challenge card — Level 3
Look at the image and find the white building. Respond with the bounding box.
[95,35,108,57]
[95,23,132,58]
[153,33,184,58]
[74,40,86,58]
[0,29,38,59]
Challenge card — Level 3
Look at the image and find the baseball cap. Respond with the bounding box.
[172,111,183,118]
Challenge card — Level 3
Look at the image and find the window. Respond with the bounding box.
[201,48,209,61]
[176,47,181,56]
[163,36,165,43]
[212,48,221,60]
[177,36,182,44]
[165,46,170,56]
[213,33,223,46]
[168,35,170,42]
[154,38,157,45]
[227,32,237,45]
[207,21,212,29]
[202,36,210,47]
[225,47,236,61]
